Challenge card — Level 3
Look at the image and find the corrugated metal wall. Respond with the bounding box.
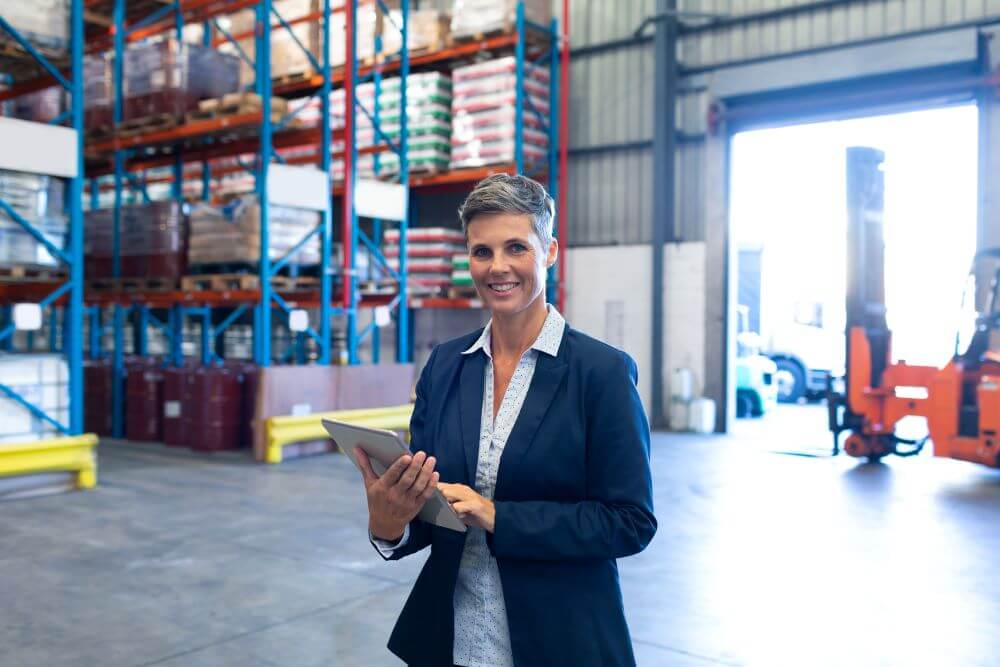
[568,0,1000,246]
[567,0,656,246]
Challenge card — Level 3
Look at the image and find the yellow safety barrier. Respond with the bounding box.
[265,404,414,464]
[0,434,99,490]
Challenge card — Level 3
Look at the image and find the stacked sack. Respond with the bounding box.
[384,227,466,295]
[356,72,453,177]
[0,170,67,268]
[187,195,321,268]
[451,56,550,169]
[451,252,474,293]
[289,71,454,181]
[84,201,187,282]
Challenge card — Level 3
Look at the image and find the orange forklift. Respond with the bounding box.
[827,147,1000,466]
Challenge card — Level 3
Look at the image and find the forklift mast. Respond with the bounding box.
[843,147,889,418]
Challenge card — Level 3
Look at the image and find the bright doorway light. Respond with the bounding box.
[731,104,978,370]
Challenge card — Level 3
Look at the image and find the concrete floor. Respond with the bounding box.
[4,406,1000,666]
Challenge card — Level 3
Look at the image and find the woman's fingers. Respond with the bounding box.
[395,451,427,492]
[354,448,377,485]
[379,453,413,486]
[408,456,437,497]
[421,472,440,500]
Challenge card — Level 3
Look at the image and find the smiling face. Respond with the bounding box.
[466,212,558,319]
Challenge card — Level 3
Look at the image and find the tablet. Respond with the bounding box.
[322,419,467,533]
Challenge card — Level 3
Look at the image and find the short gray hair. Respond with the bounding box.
[458,173,555,246]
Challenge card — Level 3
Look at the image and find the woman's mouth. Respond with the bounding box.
[488,282,519,294]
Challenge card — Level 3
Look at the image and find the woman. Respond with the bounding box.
[355,174,656,667]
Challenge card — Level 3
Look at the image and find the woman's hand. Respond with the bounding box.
[438,483,496,533]
[356,448,439,542]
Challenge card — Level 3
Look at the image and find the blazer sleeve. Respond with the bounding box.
[372,345,438,562]
[489,350,657,562]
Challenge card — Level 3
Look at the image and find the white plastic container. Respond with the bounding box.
[669,400,689,432]
[671,367,694,402]
[687,397,716,434]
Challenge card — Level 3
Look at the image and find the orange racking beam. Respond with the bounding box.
[274,33,520,95]
[92,143,385,188]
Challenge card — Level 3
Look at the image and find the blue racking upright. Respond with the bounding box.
[341,0,410,364]
[0,0,86,436]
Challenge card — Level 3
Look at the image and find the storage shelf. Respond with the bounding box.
[274,33,524,96]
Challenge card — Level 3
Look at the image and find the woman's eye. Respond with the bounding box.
[509,244,527,253]
[473,248,490,258]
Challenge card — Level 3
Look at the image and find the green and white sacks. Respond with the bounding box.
[356,72,454,177]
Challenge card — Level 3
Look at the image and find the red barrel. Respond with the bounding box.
[183,366,243,452]
[162,366,188,447]
[84,359,114,436]
[225,360,258,449]
[125,360,164,442]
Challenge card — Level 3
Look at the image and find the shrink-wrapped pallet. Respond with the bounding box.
[450,0,550,39]
[85,201,187,281]
[0,0,68,51]
[187,195,321,267]
[0,354,69,445]
[0,171,67,268]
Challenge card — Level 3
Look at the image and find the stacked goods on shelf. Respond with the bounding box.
[378,8,452,56]
[224,0,351,86]
[0,354,68,444]
[3,86,64,124]
[357,72,453,177]
[451,56,549,169]
[84,201,188,284]
[451,252,474,292]
[383,227,466,295]
[187,195,321,268]
[84,55,112,130]
[0,0,68,51]
[306,72,453,180]
[450,0,551,40]
[0,170,67,268]
[125,358,164,442]
[122,39,240,124]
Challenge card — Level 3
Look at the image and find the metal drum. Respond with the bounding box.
[183,366,243,452]
[125,359,164,442]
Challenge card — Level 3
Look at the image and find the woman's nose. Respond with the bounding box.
[490,257,510,274]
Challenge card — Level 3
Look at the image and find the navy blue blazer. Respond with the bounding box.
[380,324,657,667]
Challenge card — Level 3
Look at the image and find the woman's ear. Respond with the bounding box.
[546,237,559,268]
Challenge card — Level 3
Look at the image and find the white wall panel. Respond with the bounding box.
[564,243,707,426]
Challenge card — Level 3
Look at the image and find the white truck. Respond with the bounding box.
[739,247,845,403]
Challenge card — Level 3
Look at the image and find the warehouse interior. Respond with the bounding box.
[2,1,1000,665]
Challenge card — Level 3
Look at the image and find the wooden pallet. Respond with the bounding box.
[0,265,67,282]
[117,114,178,137]
[88,276,177,292]
[358,280,399,296]
[180,273,319,292]
[273,70,315,88]
[181,273,259,292]
[447,285,479,300]
[187,93,288,124]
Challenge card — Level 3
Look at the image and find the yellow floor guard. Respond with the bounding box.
[266,404,413,464]
[0,434,99,490]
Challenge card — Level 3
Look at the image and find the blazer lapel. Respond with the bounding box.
[496,352,568,497]
[458,351,486,485]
